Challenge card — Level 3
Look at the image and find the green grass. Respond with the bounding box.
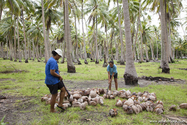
[0,58,187,125]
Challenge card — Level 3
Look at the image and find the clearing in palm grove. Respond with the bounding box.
[0,0,187,124]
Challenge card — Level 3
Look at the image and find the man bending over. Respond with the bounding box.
[107,61,118,90]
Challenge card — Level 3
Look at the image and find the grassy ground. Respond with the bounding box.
[0,58,187,125]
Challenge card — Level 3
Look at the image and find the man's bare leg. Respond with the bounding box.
[58,87,65,107]
[114,78,118,90]
[50,93,57,112]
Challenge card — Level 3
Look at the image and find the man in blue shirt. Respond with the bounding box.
[107,61,118,90]
[45,49,65,113]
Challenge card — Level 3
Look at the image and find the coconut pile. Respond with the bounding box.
[106,89,164,115]
[41,88,164,115]
[41,88,105,110]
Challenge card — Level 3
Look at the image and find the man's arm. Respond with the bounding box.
[108,71,111,81]
[110,72,114,82]
[50,69,63,81]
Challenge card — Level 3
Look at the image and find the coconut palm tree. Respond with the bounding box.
[85,0,108,64]
[41,0,48,63]
[64,0,76,73]
[36,0,61,62]
[122,0,138,85]
[81,0,88,64]
[160,0,170,73]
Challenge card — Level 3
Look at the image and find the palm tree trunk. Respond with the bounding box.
[1,42,3,58]
[32,40,35,61]
[133,18,140,61]
[145,45,149,61]
[110,30,114,60]
[168,20,173,63]
[138,0,143,62]
[22,9,28,63]
[160,0,170,73]
[61,42,65,63]
[172,47,175,59]
[64,0,76,73]
[114,34,119,61]
[123,0,138,85]
[36,38,40,62]
[82,0,88,64]
[95,16,99,64]
[46,28,51,58]
[103,38,107,67]
[17,17,21,62]
[6,37,9,59]
[73,8,81,64]
[14,17,17,62]
[149,41,154,60]
[41,0,49,63]
[117,0,125,65]
[9,36,13,61]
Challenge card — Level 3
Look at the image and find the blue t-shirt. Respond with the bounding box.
[107,64,118,75]
[45,57,60,85]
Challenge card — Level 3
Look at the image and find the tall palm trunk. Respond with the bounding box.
[160,0,170,73]
[149,41,154,60]
[114,34,119,60]
[61,42,65,63]
[64,0,76,73]
[14,16,17,62]
[46,27,51,57]
[123,0,138,85]
[82,0,88,64]
[9,36,13,61]
[73,8,81,64]
[17,17,21,62]
[41,0,49,63]
[103,25,108,65]
[105,25,109,62]
[1,42,3,58]
[117,0,125,65]
[133,18,140,61]
[139,0,143,62]
[145,44,149,61]
[103,38,107,67]
[6,37,9,59]
[32,40,35,61]
[22,9,28,63]
[36,38,40,62]
[168,20,173,63]
[110,29,114,60]
[95,16,99,64]
[28,38,31,60]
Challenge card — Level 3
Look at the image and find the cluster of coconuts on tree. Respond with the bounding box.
[41,88,105,110]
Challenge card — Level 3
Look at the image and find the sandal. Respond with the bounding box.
[57,105,65,112]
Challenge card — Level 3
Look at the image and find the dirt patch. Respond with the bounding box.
[61,77,186,90]
[179,68,187,71]
[139,76,176,82]
[0,95,38,125]
[80,111,109,123]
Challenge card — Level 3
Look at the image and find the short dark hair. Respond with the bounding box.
[52,50,58,56]
[109,60,114,64]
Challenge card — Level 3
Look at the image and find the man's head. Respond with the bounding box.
[52,49,62,60]
[109,60,114,67]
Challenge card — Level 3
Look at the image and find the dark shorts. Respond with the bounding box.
[46,81,64,95]
[110,73,118,79]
